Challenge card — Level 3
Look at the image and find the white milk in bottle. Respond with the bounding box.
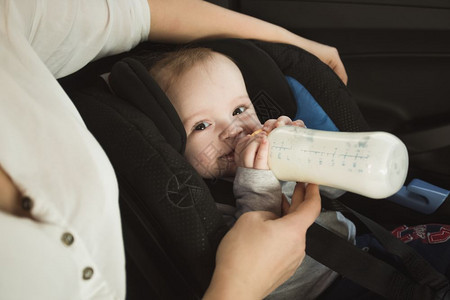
[267,126,409,199]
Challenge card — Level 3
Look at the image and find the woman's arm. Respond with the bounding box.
[204,183,321,299]
[147,0,347,84]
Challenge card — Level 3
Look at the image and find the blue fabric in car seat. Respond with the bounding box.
[286,75,338,132]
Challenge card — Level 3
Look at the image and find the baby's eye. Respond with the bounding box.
[233,106,247,116]
[194,121,211,131]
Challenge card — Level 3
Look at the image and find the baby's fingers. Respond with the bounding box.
[262,119,277,133]
[292,119,306,128]
[263,116,293,133]
[253,136,269,170]
[235,135,261,168]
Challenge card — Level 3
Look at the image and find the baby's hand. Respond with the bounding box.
[234,131,269,170]
[262,116,305,134]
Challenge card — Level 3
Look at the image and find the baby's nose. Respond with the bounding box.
[219,123,244,148]
[231,130,248,147]
[220,123,242,139]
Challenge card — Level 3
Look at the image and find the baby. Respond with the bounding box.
[149,47,304,176]
[149,47,355,299]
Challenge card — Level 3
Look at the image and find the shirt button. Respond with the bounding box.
[61,232,74,246]
[82,267,94,280]
[21,197,33,211]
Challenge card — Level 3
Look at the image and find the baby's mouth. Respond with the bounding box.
[220,151,235,162]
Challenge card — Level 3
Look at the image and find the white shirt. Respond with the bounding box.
[0,0,150,299]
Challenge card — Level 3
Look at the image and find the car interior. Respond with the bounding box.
[213,0,450,232]
[209,0,450,190]
[59,1,450,299]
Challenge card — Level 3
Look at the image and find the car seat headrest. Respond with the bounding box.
[109,58,187,154]
[251,40,370,132]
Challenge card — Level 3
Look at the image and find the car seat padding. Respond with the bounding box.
[109,58,187,154]
[65,74,227,297]
[253,40,370,132]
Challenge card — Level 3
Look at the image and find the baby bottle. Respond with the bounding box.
[267,126,409,199]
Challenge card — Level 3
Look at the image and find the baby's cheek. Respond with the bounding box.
[233,150,244,168]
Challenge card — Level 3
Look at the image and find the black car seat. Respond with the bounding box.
[60,38,449,299]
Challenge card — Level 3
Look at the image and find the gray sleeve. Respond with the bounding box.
[233,167,282,218]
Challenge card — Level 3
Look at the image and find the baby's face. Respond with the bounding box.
[167,53,261,179]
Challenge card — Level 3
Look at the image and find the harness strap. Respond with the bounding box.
[307,202,450,299]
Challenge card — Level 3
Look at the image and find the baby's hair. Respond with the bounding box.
[149,47,216,93]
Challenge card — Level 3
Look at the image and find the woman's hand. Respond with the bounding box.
[288,37,348,85]
[203,183,321,299]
